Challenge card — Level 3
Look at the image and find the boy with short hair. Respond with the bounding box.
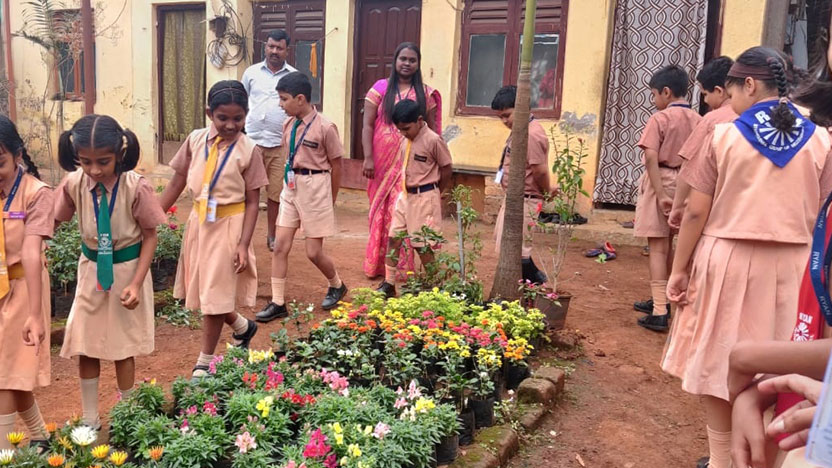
[491,85,551,284]
[635,65,701,332]
[377,99,453,298]
[256,72,347,322]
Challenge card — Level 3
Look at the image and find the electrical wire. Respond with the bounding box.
[206,0,249,68]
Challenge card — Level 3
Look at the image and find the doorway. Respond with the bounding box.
[157,5,206,164]
[350,0,422,160]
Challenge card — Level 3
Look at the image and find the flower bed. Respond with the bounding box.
[2,289,547,468]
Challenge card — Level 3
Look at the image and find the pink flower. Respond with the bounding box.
[394,397,408,409]
[185,405,198,416]
[372,422,391,439]
[168,223,178,230]
[536,202,543,214]
[168,206,178,214]
[208,355,224,374]
[407,380,422,400]
[203,401,218,416]
[396,386,404,395]
[303,429,332,458]
[324,454,338,468]
[421,311,434,318]
[235,431,257,453]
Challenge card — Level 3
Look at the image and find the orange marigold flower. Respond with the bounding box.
[45,422,58,433]
[148,446,165,461]
[358,326,369,333]
[47,454,65,467]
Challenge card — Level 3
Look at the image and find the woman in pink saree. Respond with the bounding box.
[361,43,442,279]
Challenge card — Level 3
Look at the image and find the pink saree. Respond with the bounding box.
[363,79,443,279]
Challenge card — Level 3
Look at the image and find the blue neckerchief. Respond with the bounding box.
[733,100,815,168]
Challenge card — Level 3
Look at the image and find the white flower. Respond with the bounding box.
[0,449,15,464]
[71,425,98,446]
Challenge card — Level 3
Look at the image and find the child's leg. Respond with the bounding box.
[270,226,298,305]
[305,237,340,287]
[0,390,15,449]
[14,391,46,440]
[384,236,404,285]
[114,357,135,397]
[703,395,732,468]
[647,236,671,317]
[78,356,101,427]
[192,314,226,378]
[225,311,255,347]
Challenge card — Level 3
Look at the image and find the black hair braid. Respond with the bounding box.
[20,148,40,179]
[767,58,797,132]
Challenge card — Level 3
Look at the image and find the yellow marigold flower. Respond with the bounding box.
[47,454,65,467]
[44,422,58,433]
[148,446,165,461]
[91,444,110,459]
[5,432,24,446]
[109,450,128,466]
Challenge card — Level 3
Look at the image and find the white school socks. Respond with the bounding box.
[18,402,47,440]
[231,314,249,335]
[80,377,100,428]
[271,278,286,306]
[0,412,15,449]
[327,273,343,289]
[192,352,214,378]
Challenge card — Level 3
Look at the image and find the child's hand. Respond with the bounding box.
[666,271,690,304]
[667,206,683,230]
[234,244,248,274]
[22,316,44,355]
[120,284,140,310]
[658,193,673,217]
[759,374,822,450]
[731,386,770,468]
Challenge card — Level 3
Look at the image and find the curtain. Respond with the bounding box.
[593,1,708,205]
[162,9,205,142]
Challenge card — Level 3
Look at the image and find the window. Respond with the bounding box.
[458,0,568,117]
[253,1,325,108]
[52,9,94,100]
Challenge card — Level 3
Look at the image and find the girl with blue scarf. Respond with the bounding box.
[662,46,832,468]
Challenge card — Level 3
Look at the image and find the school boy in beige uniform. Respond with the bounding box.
[376,99,453,297]
[257,72,347,322]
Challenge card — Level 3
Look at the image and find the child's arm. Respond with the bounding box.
[21,234,46,355]
[644,148,672,215]
[531,162,551,196]
[159,172,187,213]
[330,159,342,205]
[667,188,712,303]
[234,188,259,274]
[438,164,453,194]
[668,178,690,230]
[54,179,76,226]
[120,227,157,310]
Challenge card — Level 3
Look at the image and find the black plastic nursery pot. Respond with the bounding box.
[492,371,506,401]
[435,433,460,464]
[505,361,531,390]
[459,408,476,446]
[469,396,495,428]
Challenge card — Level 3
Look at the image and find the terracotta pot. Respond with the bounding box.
[535,293,571,331]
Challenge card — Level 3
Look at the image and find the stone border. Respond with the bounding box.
[448,366,566,467]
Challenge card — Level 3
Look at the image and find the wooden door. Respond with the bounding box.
[350,0,421,160]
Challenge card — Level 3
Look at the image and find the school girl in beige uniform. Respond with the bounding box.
[55,114,167,428]
[0,115,54,449]
[160,81,268,380]
[375,99,452,297]
[665,48,832,468]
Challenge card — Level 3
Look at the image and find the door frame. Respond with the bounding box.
[156,3,205,163]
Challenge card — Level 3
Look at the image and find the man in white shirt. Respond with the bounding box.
[242,29,297,251]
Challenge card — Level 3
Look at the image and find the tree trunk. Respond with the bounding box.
[489,0,537,300]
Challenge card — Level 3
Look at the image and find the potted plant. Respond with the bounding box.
[527,129,590,330]
[468,347,501,428]
[503,338,532,390]
[152,206,183,291]
[435,353,476,445]
[46,216,81,318]
[431,403,461,464]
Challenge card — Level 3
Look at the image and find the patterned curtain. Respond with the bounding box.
[162,9,206,142]
[593,1,708,205]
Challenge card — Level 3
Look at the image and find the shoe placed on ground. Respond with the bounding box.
[322,284,348,310]
[637,313,669,332]
[376,281,396,299]
[232,319,258,349]
[696,457,709,468]
[633,298,672,315]
[256,302,288,323]
[191,365,210,382]
[267,236,275,252]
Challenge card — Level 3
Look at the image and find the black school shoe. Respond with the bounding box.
[376,281,396,299]
[634,298,671,315]
[232,319,258,349]
[637,313,669,332]
[256,302,288,323]
[322,284,348,310]
[696,457,709,468]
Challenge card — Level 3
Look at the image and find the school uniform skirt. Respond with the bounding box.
[174,209,257,316]
[0,271,51,390]
[61,255,155,361]
[661,235,807,401]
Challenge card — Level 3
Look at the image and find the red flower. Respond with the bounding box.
[536,202,543,214]
[168,206,178,214]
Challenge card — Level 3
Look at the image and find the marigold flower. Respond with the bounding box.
[109,450,128,466]
[148,446,165,461]
[47,454,65,467]
[91,444,110,459]
[5,432,23,446]
[44,422,58,433]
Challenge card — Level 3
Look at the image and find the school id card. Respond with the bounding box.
[806,350,832,466]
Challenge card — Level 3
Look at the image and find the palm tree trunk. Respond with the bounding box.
[489,0,537,300]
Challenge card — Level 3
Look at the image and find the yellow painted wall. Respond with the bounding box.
[321,0,355,146]
[720,0,765,58]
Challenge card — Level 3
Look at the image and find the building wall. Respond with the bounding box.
[720,0,766,58]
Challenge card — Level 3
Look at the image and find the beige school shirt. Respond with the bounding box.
[501,118,549,197]
[401,123,452,187]
[638,104,703,168]
[282,110,345,171]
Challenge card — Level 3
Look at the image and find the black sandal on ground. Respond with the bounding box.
[191,365,210,382]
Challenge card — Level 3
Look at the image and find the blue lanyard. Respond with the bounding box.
[91,174,120,224]
[3,168,23,212]
[669,103,692,108]
[810,191,832,326]
[204,136,238,193]
[288,116,317,170]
